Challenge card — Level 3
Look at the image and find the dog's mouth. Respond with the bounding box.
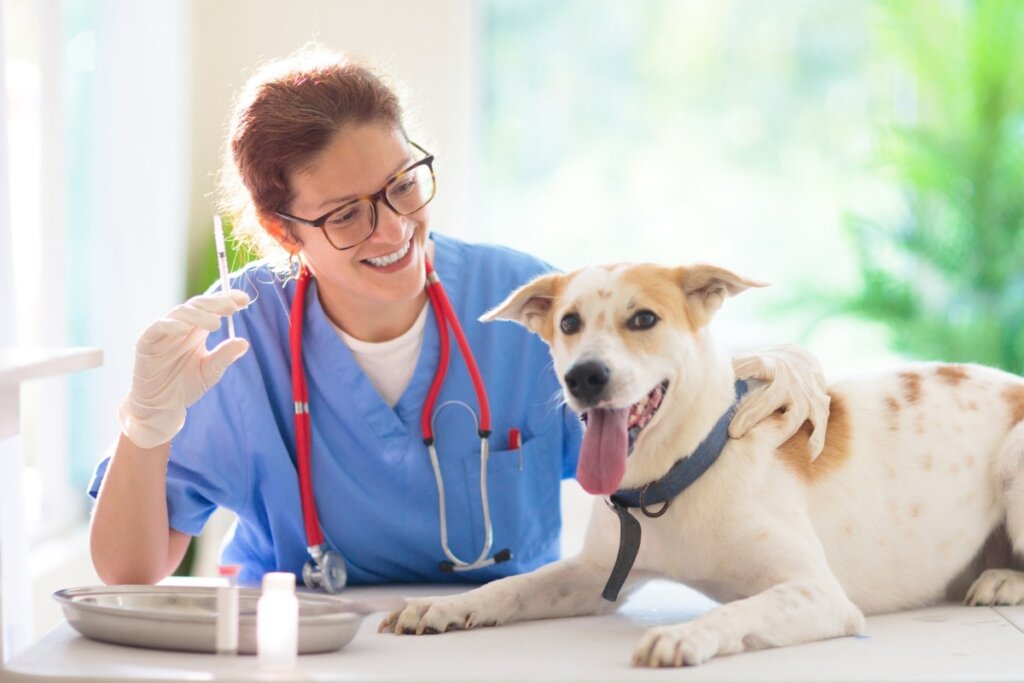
[627,380,669,442]
[577,380,669,496]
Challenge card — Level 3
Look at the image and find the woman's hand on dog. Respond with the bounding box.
[730,345,830,459]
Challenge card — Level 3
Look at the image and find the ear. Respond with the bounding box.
[479,272,563,341]
[677,264,767,328]
[258,212,302,252]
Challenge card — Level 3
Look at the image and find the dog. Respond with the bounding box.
[380,263,1024,667]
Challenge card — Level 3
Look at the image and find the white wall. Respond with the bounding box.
[0,3,13,348]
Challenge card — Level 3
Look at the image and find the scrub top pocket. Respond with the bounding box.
[453,432,562,573]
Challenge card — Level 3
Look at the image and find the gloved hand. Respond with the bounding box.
[119,291,251,449]
[729,345,830,459]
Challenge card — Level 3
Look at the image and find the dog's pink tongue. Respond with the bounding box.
[577,408,630,495]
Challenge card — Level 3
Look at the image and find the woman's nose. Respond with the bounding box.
[372,202,409,242]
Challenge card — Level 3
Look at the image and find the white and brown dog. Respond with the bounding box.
[381,263,1024,667]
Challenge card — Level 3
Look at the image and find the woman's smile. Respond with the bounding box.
[362,237,413,270]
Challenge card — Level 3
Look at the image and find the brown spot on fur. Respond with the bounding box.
[921,454,933,472]
[884,396,900,431]
[966,455,976,468]
[776,393,851,482]
[885,464,896,479]
[615,266,697,355]
[594,311,607,327]
[597,289,611,299]
[1003,385,1024,426]
[949,464,960,475]
[842,524,853,536]
[968,400,978,411]
[936,364,970,385]
[899,371,922,404]
[910,503,922,518]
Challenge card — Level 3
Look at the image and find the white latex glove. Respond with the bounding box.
[118,290,251,449]
[730,345,830,459]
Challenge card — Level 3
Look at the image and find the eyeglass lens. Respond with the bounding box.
[323,164,435,249]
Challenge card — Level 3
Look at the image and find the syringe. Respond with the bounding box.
[213,214,236,339]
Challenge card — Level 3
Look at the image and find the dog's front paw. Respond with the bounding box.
[632,623,722,667]
[378,596,494,635]
[966,569,1024,606]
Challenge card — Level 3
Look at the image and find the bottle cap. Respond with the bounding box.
[262,571,296,594]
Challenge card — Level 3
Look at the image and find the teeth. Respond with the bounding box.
[626,381,668,434]
[365,241,410,267]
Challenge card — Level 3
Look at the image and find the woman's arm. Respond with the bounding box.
[90,434,191,584]
[89,290,250,584]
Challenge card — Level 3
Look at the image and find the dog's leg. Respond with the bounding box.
[632,576,864,667]
[379,557,636,635]
[966,421,1024,606]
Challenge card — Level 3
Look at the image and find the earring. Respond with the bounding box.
[288,252,302,281]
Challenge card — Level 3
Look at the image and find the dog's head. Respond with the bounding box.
[482,263,763,494]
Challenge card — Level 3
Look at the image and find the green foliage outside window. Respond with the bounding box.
[836,0,1024,372]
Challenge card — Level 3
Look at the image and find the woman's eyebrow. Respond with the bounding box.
[313,156,414,212]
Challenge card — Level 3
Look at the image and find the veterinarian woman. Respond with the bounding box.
[88,46,830,590]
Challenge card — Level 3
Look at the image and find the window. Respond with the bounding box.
[482,0,905,372]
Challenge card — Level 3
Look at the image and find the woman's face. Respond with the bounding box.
[284,123,431,316]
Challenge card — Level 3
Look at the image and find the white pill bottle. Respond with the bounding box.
[257,572,299,670]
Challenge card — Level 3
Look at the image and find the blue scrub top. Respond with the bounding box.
[89,233,582,587]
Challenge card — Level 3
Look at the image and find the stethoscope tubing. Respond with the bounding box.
[290,268,324,549]
[421,260,491,440]
[289,254,505,586]
[428,405,493,569]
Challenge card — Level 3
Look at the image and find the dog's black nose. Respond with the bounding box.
[564,360,610,404]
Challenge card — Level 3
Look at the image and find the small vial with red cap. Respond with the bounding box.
[508,428,523,471]
[215,565,241,655]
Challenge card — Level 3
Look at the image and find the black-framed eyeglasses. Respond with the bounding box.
[275,141,436,251]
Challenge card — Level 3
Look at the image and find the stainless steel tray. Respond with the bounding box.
[54,585,368,655]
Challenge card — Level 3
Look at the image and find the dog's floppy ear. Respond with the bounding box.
[677,264,767,328]
[479,272,562,340]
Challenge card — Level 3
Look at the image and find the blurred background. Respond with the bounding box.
[2,0,1022,638]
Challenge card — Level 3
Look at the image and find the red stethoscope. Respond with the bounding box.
[289,257,511,593]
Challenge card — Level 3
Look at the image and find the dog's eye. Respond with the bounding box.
[627,310,659,330]
[560,313,582,335]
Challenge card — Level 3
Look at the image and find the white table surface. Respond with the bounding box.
[5,580,1024,682]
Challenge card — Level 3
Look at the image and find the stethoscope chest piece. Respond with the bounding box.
[302,546,347,594]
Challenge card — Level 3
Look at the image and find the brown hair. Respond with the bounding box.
[218,44,405,265]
